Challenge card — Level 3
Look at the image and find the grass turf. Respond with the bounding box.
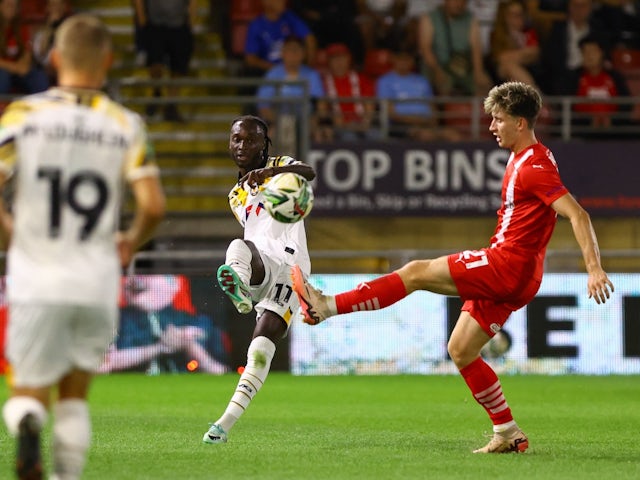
[1,374,640,479]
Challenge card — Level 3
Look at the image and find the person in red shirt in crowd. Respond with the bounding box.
[321,42,379,141]
[292,81,614,454]
[0,0,49,94]
[568,33,631,129]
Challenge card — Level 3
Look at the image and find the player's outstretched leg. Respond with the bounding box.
[473,426,529,454]
[291,266,409,325]
[217,264,252,314]
[17,413,43,480]
[291,265,335,324]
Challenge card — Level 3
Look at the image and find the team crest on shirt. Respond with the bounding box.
[229,185,249,208]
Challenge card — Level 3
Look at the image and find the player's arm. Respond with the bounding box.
[117,175,165,267]
[241,162,316,188]
[551,193,614,304]
[269,162,315,181]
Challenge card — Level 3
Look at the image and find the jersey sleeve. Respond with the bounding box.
[287,12,312,39]
[0,100,31,177]
[520,154,568,206]
[269,155,300,167]
[244,19,262,56]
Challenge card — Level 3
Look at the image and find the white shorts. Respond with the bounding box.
[251,251,305,328]
[7,303,117,388]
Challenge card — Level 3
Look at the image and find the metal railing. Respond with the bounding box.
[108,77,640,144]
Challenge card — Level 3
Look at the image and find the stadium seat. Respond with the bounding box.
[362,48,393,79]
[230,0,262,21]
[611,48,640,74]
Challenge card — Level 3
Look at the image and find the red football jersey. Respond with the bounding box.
[489,142,568,264]
[575,71,619,114]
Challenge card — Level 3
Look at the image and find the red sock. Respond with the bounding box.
[335,272,407,315]
[459,357,513,426]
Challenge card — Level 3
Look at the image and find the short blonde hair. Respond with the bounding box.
[54,13,112,72]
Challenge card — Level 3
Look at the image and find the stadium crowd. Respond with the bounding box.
[3,0,640,137]
[222,0,640,140]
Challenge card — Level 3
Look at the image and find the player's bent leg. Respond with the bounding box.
[217,264,252,314]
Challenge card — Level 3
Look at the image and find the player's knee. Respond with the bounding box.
[398,259,433,292]
[447,340,470,368]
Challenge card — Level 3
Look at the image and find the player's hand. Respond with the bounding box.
[240,167,275,188]
[116,231,135,268]
[587,268,614,304]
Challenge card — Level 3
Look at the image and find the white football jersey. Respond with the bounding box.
[228,155,311,274]
[0,87,159,306]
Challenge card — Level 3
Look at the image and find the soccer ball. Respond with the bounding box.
[263,173,314,223]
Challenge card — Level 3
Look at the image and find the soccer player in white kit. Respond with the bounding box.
[202,115,315,444]
[0,15,165,479]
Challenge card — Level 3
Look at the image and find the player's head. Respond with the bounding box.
[483,81,541,129]
[229,115,272,171]
[51,14,113,87]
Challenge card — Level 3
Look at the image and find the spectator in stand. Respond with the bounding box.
[376,46,462,141]
[404,0,440,52]
[541,0,609,94]
[322,42,379,141]
[131,0,148,66]
[244,0,317,77]
[565,33,632,132]
[417,0,492,96]
[290,0,364,67]
[488,0,542,88]
[0,0,49,95]
[32,0,72,85]
[598,0,640,49]
[132,0,196,122]
[256,36,329,143]
[355,0,409,52]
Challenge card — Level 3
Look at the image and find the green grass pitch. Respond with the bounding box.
[1,373,639,479]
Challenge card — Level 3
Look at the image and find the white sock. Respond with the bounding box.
[2,396,48,436]
[494,420,517,433]
[216,336,276,433]
[52,399,91,480]
[225,239,252,285]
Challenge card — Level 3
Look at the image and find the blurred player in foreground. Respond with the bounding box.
[0,14,165,479]
[292,81,614,454]
[202,115,315,444]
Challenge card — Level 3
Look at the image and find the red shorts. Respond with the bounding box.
[447,248,542,336]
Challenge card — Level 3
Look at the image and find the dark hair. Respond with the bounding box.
[282,35,304,48]
[231,115,272,165]
[578,32,605,50]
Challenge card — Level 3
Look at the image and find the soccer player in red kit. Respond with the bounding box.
[291,81,614,454]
